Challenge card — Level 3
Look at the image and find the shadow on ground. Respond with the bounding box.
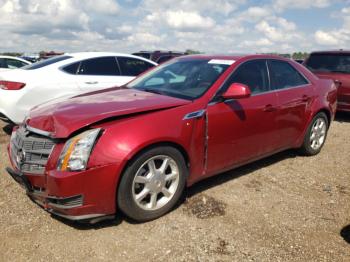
[335,112,350,123]
[61,149,297,230]
[186,149,297,197]
[340,225,350,244]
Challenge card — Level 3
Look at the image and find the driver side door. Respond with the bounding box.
[206,59,280,175]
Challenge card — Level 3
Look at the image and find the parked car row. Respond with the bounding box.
[0,55,31,71]
[1,48,347,224]
[304,50,350,112]
[0,52,157,123]
[132,50,186,64]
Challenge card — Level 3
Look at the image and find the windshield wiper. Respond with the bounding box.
[330,70,350,74]
[141,88,167,95]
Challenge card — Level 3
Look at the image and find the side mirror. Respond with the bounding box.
[222,83,251,100]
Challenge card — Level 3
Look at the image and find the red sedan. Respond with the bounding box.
[304,50,350,112]
[7,55,337,223]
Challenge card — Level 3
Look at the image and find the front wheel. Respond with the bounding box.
[299,112,329,156]
[117,146,187,222]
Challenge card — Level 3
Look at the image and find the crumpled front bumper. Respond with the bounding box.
[5,165,118,223]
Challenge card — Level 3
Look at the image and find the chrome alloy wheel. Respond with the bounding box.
[132,155,180,211]
[310,118,327,150]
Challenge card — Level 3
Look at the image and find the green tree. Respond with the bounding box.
[185,49,202,55]
[0,52,23,57]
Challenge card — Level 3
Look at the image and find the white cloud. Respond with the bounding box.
[255,20,285,42]
[237,6,272,22]
[313,4,350,47]
[272,0,331,11]
[127,32,164,45]
[315,30,340,45]
[165,11,215,30]
[84,0,119,15]
[142,0,245,15]
[0,0,348,54]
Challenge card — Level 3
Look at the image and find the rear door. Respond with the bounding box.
[75,56,123,92]
[268,59,313,148]
[206,59,280,175]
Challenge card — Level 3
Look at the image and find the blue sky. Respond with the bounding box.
[0,0,349,54]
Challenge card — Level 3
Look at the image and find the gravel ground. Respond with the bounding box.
[0,114,350,262]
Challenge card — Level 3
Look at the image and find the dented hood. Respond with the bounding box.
[27,88,191,138]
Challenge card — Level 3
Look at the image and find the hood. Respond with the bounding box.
[27,88,191,138]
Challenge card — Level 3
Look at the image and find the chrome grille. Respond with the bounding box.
[10,127,55,175]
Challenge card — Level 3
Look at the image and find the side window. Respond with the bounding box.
[62,62,80,74]
[78,57,120,76]
[269,60,308,90]
[223,60,269,95]
[6,59,27,69]
[117,57,155,76]
[0,58,6,68]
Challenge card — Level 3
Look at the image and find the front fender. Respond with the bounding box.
[87,104,207,193]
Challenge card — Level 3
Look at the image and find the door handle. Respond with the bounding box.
[334,80,342,87]
[85,81,98,85]
[301,95,310,102]
[263,104,277,112]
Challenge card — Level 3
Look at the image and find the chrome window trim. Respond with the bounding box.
[209,57,312,105]
[208,83,312,106]
[252,83,312,97]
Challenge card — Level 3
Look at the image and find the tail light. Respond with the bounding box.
[0,81,26,90]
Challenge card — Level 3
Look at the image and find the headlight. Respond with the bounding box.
[57,128,101,172]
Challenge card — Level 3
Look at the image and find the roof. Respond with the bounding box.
[0,55,31,64]
[177,53,287,61]
[63,52,157,65]
[134,51,185,54]
[309,50,350,54]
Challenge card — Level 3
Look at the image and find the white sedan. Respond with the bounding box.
[0,56,31,71]
[0,52,157,124]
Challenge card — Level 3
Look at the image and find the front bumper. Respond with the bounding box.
[6,164,119,223]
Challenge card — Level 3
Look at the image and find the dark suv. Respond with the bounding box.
[132,51,185,64]
[304,50,350,112]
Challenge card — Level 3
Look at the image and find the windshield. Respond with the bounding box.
[305,53,350,74]
[22,55,72,70]
[127,59,231,100]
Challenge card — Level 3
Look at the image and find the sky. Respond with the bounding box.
[0,0,349,54]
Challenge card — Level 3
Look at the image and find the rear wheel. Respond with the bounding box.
[299,112,328,156]
[117,146,187,222]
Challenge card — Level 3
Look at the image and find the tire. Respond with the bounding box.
[299,112,329,156]
[117,146,187,222]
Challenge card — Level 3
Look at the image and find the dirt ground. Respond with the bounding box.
[0,114,350,262]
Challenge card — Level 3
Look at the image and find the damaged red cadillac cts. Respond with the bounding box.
[6,55,337,223]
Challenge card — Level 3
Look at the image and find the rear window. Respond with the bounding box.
[23,55,72,70]
[305,53,350,74]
